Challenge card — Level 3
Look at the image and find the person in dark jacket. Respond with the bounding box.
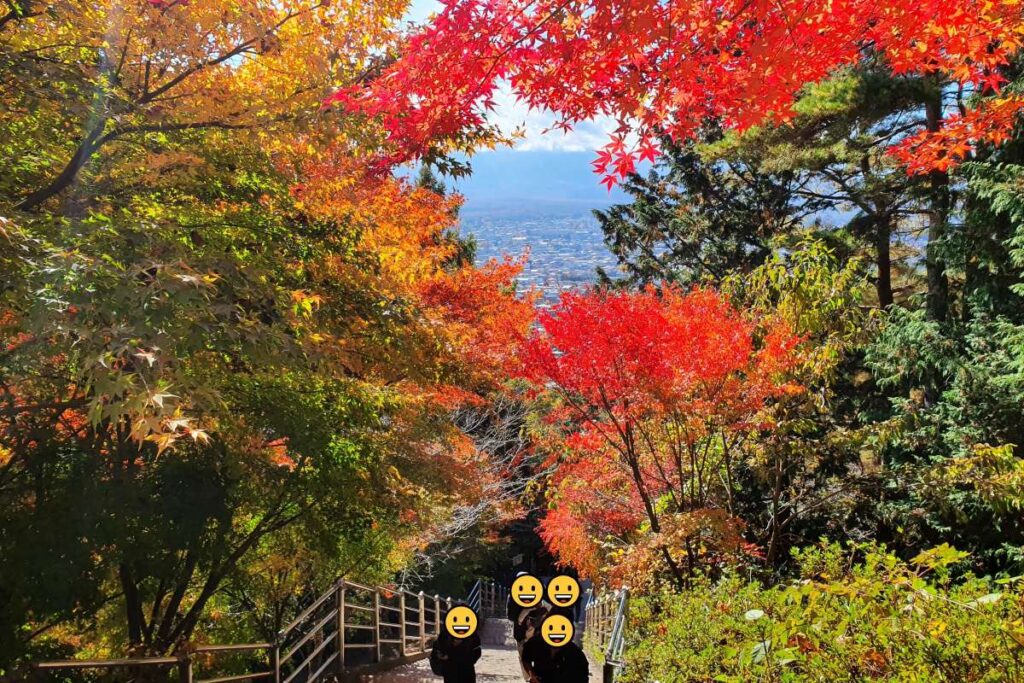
[507,572,540,643]
[431,606,482,683]
[521,632,589,683]
[544,600,576,623]
[508,573,546,681]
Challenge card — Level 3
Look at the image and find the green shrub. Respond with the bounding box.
[622,542,1024,682]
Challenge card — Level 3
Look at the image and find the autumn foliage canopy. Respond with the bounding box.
[0,0,536,660]
[332,0,1024,184]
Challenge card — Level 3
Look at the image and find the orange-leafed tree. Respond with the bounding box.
[518,287,803,587]
[288,141,537,392]
[0,0,410,211]
[0,1,535,664]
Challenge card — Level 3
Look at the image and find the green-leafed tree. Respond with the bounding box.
[706,66,931,309]
[863,80,1024,573]
[594,133,819,287]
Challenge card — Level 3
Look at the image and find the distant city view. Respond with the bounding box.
[463,210,619,303]
[447,150,632,302]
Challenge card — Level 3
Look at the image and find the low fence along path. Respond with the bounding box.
[29,580,624,682]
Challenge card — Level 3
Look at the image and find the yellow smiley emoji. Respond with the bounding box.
[444,605,478,639]
[511,573,543,608]
[540,614,574,647]
[546,574,580,607]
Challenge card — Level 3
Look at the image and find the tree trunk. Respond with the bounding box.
[924,86,950,322]
[765,452,786,567]
[119,563,147,651]
[876,213,894,309]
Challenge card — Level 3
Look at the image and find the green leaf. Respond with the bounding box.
[966,593,1002,607]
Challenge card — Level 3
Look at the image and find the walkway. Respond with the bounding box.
[358,644,525,682]
[356,613,600,682]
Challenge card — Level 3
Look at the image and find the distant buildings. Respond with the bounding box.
[462,213,619,305]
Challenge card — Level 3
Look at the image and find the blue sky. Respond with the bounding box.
[404,0,618,154]
[402,0,631,208]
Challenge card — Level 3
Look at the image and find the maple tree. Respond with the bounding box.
[333,0,1024,186]
[0,0,535,666]
[518,287,803,586]
[0,0,408,210]
[0,155,532,660]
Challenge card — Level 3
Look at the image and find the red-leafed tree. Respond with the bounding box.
[518,287,804,587]
[331,0,1024,185]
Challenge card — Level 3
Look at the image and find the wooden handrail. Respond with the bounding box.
[279,582,339,638]
[32,578,510,683]
[198,672,273,683]
[281,608,338,664]
[35,657,180,669]
[195,643,272,653]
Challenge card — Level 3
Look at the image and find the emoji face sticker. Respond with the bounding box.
[444,605,478,639]
[546,575,581,608]
[511,573,543,608]
[541,614,574,647]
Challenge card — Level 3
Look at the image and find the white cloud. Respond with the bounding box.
[488,84,617,152]
[405,1,617,154]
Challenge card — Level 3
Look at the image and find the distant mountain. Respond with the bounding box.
[448,150,632,216]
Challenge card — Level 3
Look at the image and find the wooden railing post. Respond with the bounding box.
[418,592,426,653]
[602,593,610,643]
[271,643,281,683]
[602,593,610,651]
[178,652,192,683]
[399,592,407,657]
[337,580,346,673]
[373,589,382,664]
[434,594,441,637]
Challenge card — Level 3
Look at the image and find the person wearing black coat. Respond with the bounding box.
[507,573,538,644]
[544,601,577,624]
[521,632,589,683]
[508,574,548,681]
[430,623,482,683]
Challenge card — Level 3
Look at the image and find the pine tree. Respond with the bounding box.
[594,133,814,287]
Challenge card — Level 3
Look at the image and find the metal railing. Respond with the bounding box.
[584,587,629,683]
[29,578,507,682]
[466,579,508,618]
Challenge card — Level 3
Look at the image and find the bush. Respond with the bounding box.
[621,542,1024,682]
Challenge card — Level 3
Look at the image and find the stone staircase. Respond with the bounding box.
[480,617,515,647]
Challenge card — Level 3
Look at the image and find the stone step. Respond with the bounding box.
[480,618,515,647]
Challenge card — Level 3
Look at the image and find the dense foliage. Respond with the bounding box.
[335,0,1024,185]
[624,542,1024,682]
[519,287,804,586]
[0,0,532,671]
[4,0,1024,680]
